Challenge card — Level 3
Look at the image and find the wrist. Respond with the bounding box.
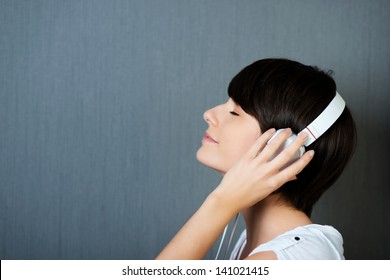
[206,188,239,219]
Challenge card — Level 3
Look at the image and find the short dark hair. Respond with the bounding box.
[228,58,357,216]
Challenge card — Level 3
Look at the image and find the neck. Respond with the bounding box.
[240,194,312,258]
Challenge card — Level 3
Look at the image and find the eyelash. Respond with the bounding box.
[230,111,240,116]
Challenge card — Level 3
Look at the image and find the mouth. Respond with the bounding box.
[202,132,218,143]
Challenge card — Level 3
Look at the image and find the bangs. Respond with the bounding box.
[227,63,267,118]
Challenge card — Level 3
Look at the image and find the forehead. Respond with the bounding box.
[228,98,244,111]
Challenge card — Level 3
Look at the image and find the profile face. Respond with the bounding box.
[196,98,261,173]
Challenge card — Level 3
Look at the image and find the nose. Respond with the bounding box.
[203,106,219,127]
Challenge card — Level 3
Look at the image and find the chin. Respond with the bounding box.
[196,147,229,174]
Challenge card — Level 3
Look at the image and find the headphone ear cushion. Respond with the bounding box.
[268,129,306,168]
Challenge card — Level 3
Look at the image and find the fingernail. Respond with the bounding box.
[299,131,308,139]
[307,150,315,157]
[269,128,276,133]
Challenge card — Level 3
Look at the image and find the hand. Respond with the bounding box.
[211,128,315,213]
[156,128,314,260]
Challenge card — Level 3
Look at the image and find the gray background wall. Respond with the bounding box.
[0,0,389,260]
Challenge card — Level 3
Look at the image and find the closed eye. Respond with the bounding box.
[230,111,240,116]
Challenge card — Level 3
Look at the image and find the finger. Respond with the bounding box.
[270,131,308,169]
[287,175,298,182]
[276,150,315,183]
[287,131,309,153]
[246,128,276,159]
[258,128,293,161]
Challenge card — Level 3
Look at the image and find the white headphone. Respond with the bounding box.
[215,91,346,260]
[268,91,345,166]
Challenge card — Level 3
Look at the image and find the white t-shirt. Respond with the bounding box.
[229,224,345,260]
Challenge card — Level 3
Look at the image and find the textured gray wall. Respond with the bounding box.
[0,0,389,260]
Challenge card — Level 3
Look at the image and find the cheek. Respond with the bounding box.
[221,135,257,166]
[222,120,260,163]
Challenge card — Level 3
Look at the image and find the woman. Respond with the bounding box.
[156,58,357,260]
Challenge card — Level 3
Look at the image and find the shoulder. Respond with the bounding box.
[249,224,345,260]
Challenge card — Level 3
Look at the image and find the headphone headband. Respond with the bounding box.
[301,92,345,146]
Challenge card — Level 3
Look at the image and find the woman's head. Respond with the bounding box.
[198,58,357,216]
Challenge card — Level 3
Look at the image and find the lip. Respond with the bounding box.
[202,131,218,143]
